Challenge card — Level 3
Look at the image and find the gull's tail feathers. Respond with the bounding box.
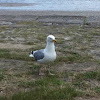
[29,51,34,57]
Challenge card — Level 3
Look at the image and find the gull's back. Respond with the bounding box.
[29,49,44,61]
[34,49,44,61]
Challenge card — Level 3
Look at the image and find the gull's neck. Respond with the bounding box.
[45,42,55,52]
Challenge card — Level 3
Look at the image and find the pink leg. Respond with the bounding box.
[39,66,45,76]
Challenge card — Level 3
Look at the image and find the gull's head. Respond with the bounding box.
[47,35,56,43]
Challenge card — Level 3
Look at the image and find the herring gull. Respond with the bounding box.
[29,35,56,75]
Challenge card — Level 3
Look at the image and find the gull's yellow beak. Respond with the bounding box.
[52,39,56,42]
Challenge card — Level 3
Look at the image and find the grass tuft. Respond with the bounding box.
[0,49,30,61]
[13,77,78,100]
[74,71,98,81]
[0,70,4,81]
[0,97,7,100]
[11,86,77,100]
[93,86,100,93]
[56,52,92,63]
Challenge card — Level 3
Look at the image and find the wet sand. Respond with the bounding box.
[0,10,100,16]
[0,3,34,7]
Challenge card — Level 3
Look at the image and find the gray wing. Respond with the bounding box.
[34,49,44,61]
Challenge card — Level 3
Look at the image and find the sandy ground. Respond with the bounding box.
[0,43,32,50]
[0,10,100,25]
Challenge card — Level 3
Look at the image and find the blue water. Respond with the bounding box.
[0,0,100,11]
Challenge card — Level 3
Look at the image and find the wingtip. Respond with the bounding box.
[29,54,34,57]
[29,51,34,57]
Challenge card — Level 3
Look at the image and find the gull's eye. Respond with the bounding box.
[49,37,52,40]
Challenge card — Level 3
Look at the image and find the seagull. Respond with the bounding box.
[29,35,56,75]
